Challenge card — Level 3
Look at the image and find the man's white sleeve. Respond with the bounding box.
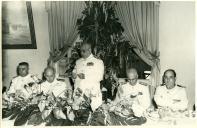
[132,86,151,117]
[139,86,151,110]
[170,89,188,111]
[7,79,16,94]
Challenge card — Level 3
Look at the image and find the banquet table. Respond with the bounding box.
[2,110,197,127]
[144,111,197,126]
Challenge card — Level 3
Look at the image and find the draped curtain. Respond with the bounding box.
[45,1,85,63]
[115,1,160,98]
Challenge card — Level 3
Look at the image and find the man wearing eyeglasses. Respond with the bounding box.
[154,69,188,112]
[72,42,104,111]
[111,68,151,118]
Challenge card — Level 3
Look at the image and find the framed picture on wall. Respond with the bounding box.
[2,1,37,49]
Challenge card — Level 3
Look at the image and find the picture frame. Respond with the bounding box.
[2,1,37,49]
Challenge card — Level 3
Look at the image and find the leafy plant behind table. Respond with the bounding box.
[60,1,150,79]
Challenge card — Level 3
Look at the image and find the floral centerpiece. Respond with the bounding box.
[71,88,93,125]
[2,76,74,126]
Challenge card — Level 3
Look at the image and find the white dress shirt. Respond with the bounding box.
[114,81,151,117]
[41,79,72,97]
[154,85,188,111]
[73,54,104,111]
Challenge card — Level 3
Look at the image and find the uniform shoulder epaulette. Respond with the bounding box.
[12,76,18,79]
[76,58,82,63]
[139,81,148,86]
[119,81,127,85]
[11,76,18,81]
[38,80,44,84]
[160,84,165,86]
[177,84,186,88]
[118,78,127,85]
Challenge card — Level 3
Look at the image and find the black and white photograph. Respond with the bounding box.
[1,0,196,127]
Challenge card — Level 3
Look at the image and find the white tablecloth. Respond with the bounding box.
[2,117,197,127]
[2,112,197,127]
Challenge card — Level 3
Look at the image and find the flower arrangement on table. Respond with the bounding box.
[71,88,95,125]
[105,92,147,125]
[2,77,75,126]
[37,90,75,126]
[2,76,44,126]
[109,93,139,117]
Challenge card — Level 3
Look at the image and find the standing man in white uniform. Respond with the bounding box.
[154,69,188,111]
[72,42,104,111]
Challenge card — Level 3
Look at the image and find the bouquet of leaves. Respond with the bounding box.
[72,88,92,111]
[35,89,75,126]
[87,103,112,126]
[2,91,45,126]
[108,93,142,117]
[104,93,147,125]
[2,77,75,126]
[72,88,94,125]
[2,75,45,126]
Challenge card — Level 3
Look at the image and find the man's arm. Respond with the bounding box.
[132,86,151,117]
[154,86,171,108]
[7,79,16,95]
[139,86,151,110]
[169,89,188,111]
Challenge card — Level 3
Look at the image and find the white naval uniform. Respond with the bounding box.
[154,85,188,111]
[7,74,37,98]
[114,81,151,117]
[73,54,104,111]
[40,79,72,98]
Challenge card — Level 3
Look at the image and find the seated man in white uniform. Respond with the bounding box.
[72,42,104,112]
[154,69,188,113]
[7,62,39,99]
[111,68,151,117]
[41,66,72,98]
[40,67,74,123]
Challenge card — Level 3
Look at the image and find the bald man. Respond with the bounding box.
[40,67,72,98]
[112,68,151,117]
[72,42,104,111]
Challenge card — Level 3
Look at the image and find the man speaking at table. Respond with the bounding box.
[72,42,104,112]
